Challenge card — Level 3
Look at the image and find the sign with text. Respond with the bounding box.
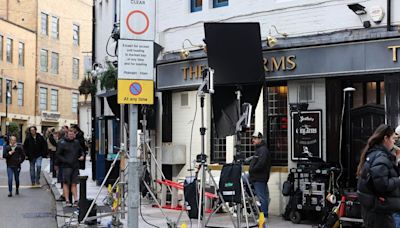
[120,0,155,40]
[117,79,154,104]
[290,110,322,160]
[118,39,154,80]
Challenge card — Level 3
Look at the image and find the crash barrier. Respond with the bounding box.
[156,179,217,212]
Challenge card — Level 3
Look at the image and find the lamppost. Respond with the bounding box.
[343,87,356,187]
[5,80,18,137]
[89,63,105,181]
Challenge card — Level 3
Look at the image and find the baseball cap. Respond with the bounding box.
[396,125,400,135]
[252,131,263,138]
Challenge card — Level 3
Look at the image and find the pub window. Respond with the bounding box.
[265,85,288,166]
[211,128,226,163]
[299,83,313,102]
[181,93,189,107]
[352,81,383,108]
[380,82,385,105]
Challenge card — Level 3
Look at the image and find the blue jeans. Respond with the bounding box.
[7,167,20,193]
[29,156,42,184]
[253,181,270,218]
[393,212,400,228]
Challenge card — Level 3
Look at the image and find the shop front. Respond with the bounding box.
[156,35,400,215]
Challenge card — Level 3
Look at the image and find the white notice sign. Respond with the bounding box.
[118,39,154,80]
[120,0,155,41]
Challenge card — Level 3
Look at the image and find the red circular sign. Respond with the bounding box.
[126,10,150,35]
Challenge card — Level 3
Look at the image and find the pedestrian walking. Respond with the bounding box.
[357,124,400,228]
[71,125,87,169]
[23,126,47,186]
[3,136,25,197]
[56,129,85,206]
[248,131,272,218]
[47,128,58,178]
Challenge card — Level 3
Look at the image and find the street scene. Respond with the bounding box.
[1,0,400,228]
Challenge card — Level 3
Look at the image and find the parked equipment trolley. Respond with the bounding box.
[283,158,339,224]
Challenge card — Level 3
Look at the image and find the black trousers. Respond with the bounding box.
[361,206,395,228]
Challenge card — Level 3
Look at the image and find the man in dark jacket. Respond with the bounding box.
[56,129,84,206]
[249,131,271,218]
[23,126,47,186]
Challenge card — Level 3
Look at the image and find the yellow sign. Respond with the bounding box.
[117,79,154,104]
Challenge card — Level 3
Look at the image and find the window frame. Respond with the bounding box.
[213,0,228,8]
[40,49,48,72]
[190,0,202,12]
[51,16,59,39]
[264,85,289,166]
[50,89,58,112]
[17,82,24,106]
[41,12,49,36]
[72,58,79,79]
[51,52,59,74]
[72,24,80,45]
[18,42,24,66]
[6,38,13,63]
[39,87,48,110]
[72,93,79,113]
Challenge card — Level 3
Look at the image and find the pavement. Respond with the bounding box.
[0,159,57,228]
[42,158,315,228]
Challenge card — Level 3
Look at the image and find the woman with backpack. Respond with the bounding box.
[3,135,25,197]
[357,124,400,228]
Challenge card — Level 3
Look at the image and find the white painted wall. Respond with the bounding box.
[171,91,212,178]
[157,0,400,52]
[287,78,327,169]
[79,104,92,140]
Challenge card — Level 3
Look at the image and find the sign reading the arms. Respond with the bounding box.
[156,38,400,90]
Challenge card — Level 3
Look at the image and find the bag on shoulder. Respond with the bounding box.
[282,173,294,196]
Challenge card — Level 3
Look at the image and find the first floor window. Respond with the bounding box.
[40,87,48,110]
[72,93,78,113]
[18,42,25,66]
[50,89,58,111]
[40,49,48,72]
[190,0,202,12]
[213,0,228,8]
[51,52,59,74]
[18,82,24,106]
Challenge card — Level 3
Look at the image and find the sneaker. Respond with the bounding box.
[73,201,79,207]
[16,189,19,195]
[8,192,12,197]
[66,201,72,207]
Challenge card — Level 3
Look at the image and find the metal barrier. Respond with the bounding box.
[156,179,218,212]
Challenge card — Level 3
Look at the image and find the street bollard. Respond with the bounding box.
[78,175,97,225]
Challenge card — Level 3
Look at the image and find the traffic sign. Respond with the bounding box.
[118,79,154,104]
[118,39,154,80]
[120,0,155,41]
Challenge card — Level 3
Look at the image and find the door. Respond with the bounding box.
[348,104,385,187]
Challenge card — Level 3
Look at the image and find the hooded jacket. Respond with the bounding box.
[357,144,400,213]
[249,141,271,182]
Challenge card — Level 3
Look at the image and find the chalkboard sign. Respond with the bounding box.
[291,110,322,160]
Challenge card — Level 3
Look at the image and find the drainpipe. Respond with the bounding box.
[91,0,97,180]
[6,0,9,20]
[387,0,392,31]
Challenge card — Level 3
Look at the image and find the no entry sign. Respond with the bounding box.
[120,0,155,41]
